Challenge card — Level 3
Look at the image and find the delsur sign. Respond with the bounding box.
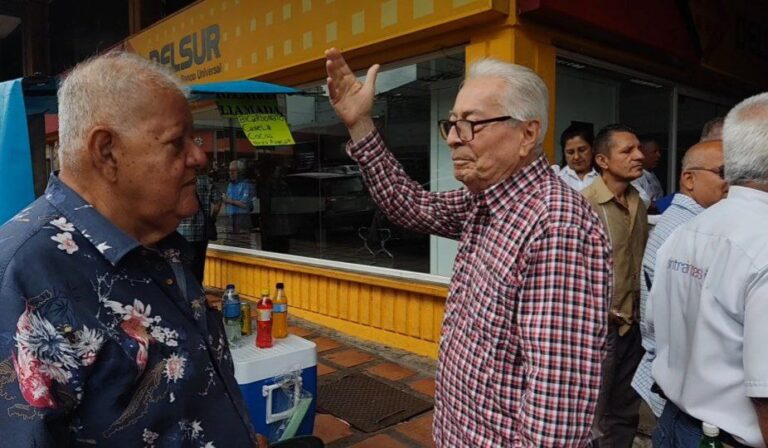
[148,24,222,82]
[217,94,295,147]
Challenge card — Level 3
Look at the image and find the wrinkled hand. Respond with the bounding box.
[325,47,379,141]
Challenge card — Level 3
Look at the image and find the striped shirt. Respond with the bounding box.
[348,130,612,447]
[631,193,703,417]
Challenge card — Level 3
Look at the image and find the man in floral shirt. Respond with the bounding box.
[0,52,260,446]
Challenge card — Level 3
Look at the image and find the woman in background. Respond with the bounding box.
[555,124,599,192]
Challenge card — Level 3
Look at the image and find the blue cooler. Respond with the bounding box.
[231,334,317,442]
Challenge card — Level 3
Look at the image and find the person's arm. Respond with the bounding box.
[744,269,768,445]
[224,183,251,210]
[516,224,612,446]
[0,265,89,446]
[210,181,222,218]
[752,398,768,444]
[325,48,471,238]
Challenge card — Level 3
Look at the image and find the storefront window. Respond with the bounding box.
[195,51,465,274]
[555,58,673,192]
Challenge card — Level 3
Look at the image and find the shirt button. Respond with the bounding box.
[166,278,174,286]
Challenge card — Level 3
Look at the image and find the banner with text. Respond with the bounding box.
[216,95,295,147]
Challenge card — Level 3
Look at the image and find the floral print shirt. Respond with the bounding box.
[0,174,256,447]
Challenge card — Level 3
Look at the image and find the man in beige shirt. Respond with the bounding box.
[582,124,649,447]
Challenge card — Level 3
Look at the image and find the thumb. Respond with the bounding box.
[363,64,380,94]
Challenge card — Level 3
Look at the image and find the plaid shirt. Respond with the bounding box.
[177,175,221,242]
[348,131,612,447]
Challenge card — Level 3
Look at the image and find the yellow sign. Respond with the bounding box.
[238,114,295,146]
[125,0,504,84]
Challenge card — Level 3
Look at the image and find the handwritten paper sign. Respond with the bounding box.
[216,95,295,146]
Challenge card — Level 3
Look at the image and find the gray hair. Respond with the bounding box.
[229,159,246,173]
[700,116,724,142]
[723,93,768,185]
[57,51,189,172]
[465,58,549,150]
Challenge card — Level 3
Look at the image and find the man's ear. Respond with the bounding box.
[85,126,119,182]
[594,153,609,171]
[518,120,541,158]
[680,170,695,192]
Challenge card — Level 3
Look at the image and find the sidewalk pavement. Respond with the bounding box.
[290,318,437,448]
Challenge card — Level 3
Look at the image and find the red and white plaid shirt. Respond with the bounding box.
[349,130,612,447]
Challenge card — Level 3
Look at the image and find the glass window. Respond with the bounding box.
[555,58,673,193]
[194,51,465,274]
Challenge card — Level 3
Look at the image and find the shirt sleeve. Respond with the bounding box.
[0,261,93,447]
[516,224,611,446]
[744,266,768,397]
[346,129,472,240]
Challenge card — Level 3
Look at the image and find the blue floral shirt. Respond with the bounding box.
[0,174,256,447]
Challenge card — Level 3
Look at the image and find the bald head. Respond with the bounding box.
[681,140,723,171]
[679,140,727,208]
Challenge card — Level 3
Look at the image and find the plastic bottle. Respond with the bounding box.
[699,422,723,448]
[222,284,242,344]
[256,288,273,348]
[272,282,288,339]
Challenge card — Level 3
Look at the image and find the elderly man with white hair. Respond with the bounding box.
[649,93,768,447]
[325,48,612,446]
[0,52,263,446]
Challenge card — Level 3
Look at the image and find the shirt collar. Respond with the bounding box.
[589,175,642,206]
[561,165,597,180]
[479,156,551,216]
[727,185,768,205]
[670,193,705,215]
[44,173,190,266]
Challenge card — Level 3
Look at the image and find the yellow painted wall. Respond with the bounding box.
[205,249,449,358]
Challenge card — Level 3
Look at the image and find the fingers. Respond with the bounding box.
[363,64,380,93]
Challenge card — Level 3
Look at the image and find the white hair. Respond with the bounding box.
[723,92,768,185]
[466,58,549,149]
[57,51,189,172]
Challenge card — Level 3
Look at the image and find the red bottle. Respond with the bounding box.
[256,288,273,348]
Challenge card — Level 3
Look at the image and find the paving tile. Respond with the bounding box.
[317,362,337,376]
[313,413,353,444]
[408,378,435,398]
[288,325,313,337]
[311,336,342,353]
[366,362,416,381]
[349,433,409,448]
[323,348,376,368]
[395,412,434,447]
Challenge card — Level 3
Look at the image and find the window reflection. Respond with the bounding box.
[193,51,465,274]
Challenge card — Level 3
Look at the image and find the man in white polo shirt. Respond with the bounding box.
[649,93,768,447]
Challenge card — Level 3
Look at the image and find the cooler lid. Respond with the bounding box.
[231,334,317,383]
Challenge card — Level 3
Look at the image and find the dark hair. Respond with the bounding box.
[560,124,594,150]
[593,124,637,157]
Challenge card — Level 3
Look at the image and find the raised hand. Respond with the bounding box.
[325,47,379,141]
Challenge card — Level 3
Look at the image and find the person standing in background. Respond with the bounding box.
[224,160,254,234]
[555,124,599,191]
[632,138,664,209]
[582,124,649,447]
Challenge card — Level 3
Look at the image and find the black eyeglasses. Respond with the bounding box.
[687,165,725,179]
[438,116,515,142]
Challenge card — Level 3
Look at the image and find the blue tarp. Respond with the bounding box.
[190,80,299,95]
[0,79,35,224]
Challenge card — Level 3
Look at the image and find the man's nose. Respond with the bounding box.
[445,125,462,148]
[188,139,208,168]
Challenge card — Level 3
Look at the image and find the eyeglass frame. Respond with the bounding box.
[437,115,519,142]
[685,165,725,179]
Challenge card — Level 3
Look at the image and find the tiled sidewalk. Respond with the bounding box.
[286,322,437,448]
